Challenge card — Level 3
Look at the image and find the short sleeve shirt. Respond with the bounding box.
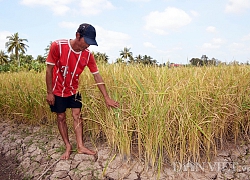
[46,39,98,97]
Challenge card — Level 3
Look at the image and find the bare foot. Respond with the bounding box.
[61,144,72,160]
[78,146,96,155]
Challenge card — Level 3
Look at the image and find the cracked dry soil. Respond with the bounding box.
[2,119,250,180]
[0,153,23,180]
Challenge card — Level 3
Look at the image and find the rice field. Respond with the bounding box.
[0,64,250,172]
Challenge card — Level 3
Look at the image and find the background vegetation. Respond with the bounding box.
[1,32,250,174]
[1,64,250,172]
[1,32,249,74]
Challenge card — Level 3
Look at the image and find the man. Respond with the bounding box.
[46,23,119,160]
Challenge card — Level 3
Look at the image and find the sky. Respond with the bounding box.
[1,0,250,64]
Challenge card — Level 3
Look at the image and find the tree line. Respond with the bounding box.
[0,33,160,72]
[0,32,248,72]
[189,55,249,66]
[0,32,48,72]
[91,47,158,65]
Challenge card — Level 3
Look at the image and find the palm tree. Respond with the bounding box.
[5,32,29,67]
[115,58,124,64]
[142,55,157,65]
[99,53,109,63]
[44,41,52,58]
[0,50,8,65]
[36,55,46,63]
[128,56,136,64]
[135,54,143,64]
[142,55,150,65]
[9,54,16,64]
[20,54,33,64]
[93,52,109,63]
[119,47,133,62]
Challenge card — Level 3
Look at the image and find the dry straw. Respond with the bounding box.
[1,64,250,174]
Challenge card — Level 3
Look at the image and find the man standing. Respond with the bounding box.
[46,23,119,160]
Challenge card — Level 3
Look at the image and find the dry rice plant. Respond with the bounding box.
[1,64,250,174]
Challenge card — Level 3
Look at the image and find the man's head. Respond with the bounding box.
[76,23,98,46]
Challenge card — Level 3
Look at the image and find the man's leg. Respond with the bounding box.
[57,112,72,160]
[71,108,96,155]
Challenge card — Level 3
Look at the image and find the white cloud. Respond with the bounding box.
[212,38,223,44]
[225,0,250,13]
[51,6,70,15]
[127,0,151,2]
[172,47,183,51]
[144,7,192,35]
[202,38,224,50]
[88,26,131,60]
[79,0,115,15]
[228,42,247,55]
[202,43,220,49]
[143,42,156,48]
[20,0,114,16]
[156,46,182,55]
[21,0,72,15]
[0,31,11,51]
[58,21,79,29]
[242,33,250,41]
[21,0,72,6]
[229,42,245,49]
[190,10,199,17]
[127,0,150,1]
[206,26,216,33]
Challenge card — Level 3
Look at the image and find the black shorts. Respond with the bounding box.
[50,93,82,113]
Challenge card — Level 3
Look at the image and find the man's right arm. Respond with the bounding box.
[46,64,55,105]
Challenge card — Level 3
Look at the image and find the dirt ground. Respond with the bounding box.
[1,119,250,180]
[0,153,23,180]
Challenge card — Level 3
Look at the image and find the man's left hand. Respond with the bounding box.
[104,96,119,108]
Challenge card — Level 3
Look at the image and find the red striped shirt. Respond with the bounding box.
[46,39,98,97]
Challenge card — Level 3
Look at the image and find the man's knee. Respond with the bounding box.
[72,109,81,121]
[72,113,81,121]
[57,113,66,122]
